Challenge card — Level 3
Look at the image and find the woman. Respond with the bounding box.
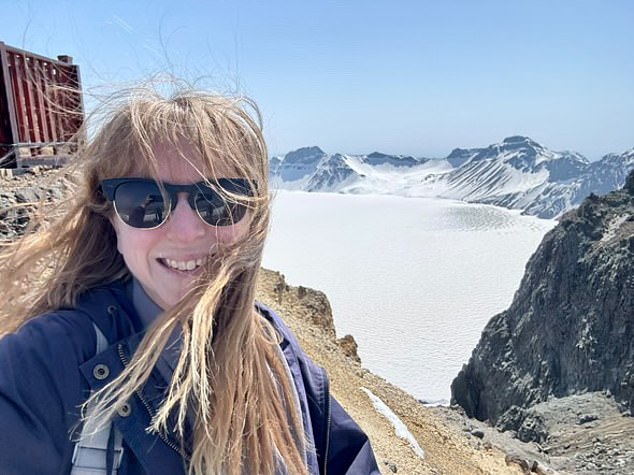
[0,85,379,474]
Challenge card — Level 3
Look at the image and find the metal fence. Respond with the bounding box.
[0,41,84,167]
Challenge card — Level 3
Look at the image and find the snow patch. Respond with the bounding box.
[600,214,629,243]
[361,387,425,460]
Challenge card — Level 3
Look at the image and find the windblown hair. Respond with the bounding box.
[0,82,308,474]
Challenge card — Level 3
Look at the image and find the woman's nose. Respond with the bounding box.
[165,194,207,241]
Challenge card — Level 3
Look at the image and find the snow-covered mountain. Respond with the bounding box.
[274,146,328,185]
[432,136,593,217]
[270,137,634,219]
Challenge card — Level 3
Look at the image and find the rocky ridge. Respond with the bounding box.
[451,171,634,473]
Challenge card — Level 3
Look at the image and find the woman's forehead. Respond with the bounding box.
[134,141,240,182]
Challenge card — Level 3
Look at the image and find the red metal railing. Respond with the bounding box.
[0,42,84,167]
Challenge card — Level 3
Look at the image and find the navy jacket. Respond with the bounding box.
[0,282,380,474]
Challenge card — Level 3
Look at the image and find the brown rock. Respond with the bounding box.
[337,334,361,363]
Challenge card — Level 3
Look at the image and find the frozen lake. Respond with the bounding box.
[262,190,556,404]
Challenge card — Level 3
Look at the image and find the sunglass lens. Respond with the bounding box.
[194,179,251,226]
[194,191,247,226]
[114,182,168,229]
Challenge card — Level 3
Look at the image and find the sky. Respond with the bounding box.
[1,0,633,160]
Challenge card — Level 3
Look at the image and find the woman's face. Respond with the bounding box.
[110,142,251,310]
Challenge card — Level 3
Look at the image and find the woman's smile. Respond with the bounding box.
[159,256,207,272]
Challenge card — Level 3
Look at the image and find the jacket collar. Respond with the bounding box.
[77,288,188,475]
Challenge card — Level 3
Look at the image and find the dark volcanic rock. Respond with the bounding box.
[451,170,634,428]
[0,167,71,239]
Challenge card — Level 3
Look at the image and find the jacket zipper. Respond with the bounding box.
[321,369,331,475]
[117,343,191,462]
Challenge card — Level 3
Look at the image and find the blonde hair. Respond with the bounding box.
[0,82,307,474]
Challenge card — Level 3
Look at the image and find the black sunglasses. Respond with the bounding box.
[100,177,254,229]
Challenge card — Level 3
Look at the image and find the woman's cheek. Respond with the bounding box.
[215,215,251,244]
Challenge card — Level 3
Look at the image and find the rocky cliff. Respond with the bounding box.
[452,171,634,431]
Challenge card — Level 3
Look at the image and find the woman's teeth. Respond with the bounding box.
[165,258,205,271]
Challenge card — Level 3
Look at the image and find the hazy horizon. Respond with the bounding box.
[270,135,634,162]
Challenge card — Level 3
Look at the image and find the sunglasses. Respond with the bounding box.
[100,177,254,229]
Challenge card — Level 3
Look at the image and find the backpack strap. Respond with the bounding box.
[70,324,124,475]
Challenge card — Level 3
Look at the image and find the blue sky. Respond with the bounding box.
[2,0,633,159]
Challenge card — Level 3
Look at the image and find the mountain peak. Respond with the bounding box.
[446,148,476,167]
[290,145,325,155]
[283,146,327,165]
[364,152,420,167]
[500,136,544,151]
[503,135,532,143]
[367,152,389,159]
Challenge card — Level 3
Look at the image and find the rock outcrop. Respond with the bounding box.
[0,166,69,239]
[451,171,634,431]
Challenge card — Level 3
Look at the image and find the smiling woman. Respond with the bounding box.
[0,80,379,475]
